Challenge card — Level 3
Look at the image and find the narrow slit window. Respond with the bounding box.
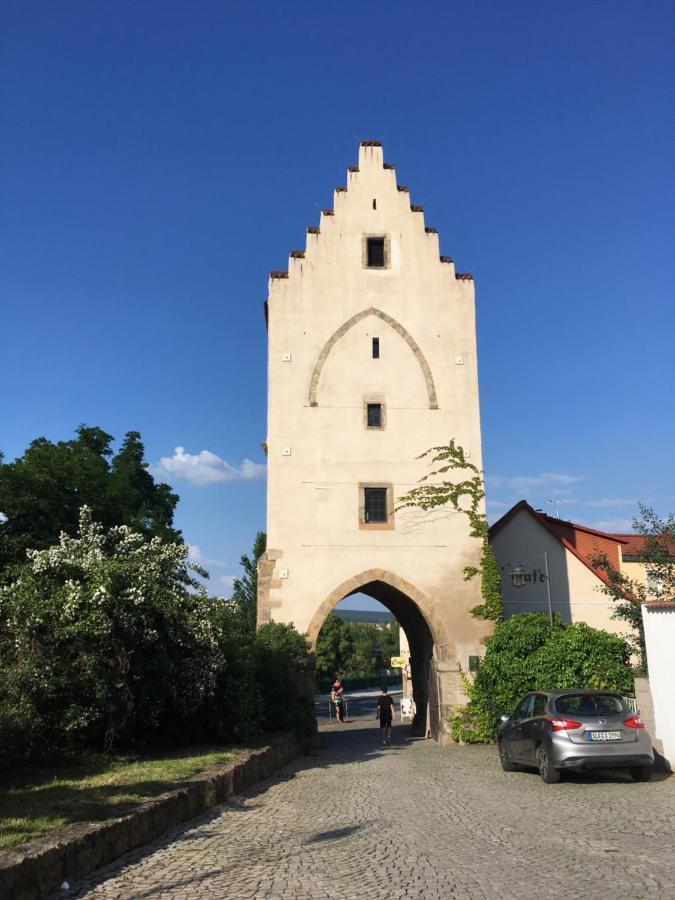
[366,237,385,268]
[364,487,388,523]
[372,337,380,359]
[367,403,382,428]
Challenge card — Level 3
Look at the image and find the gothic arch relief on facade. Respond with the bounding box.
[308,307,439,409]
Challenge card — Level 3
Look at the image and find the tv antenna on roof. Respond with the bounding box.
[545,499,562,519]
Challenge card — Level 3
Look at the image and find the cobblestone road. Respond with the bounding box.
[61,700,675,900]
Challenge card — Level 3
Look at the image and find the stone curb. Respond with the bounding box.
[0,733,306,900]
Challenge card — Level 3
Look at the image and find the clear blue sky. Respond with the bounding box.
[2,1,673,606]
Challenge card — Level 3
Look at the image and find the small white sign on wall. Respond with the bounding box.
[400,697,415,719]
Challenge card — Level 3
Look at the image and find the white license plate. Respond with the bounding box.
[587,731,621,741]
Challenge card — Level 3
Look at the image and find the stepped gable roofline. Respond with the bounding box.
[489,500,627,588]
[269,141,471,281]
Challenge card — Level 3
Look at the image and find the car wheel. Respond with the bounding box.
[536,744,560,784]
[629,765,653,782]
[498,739,518,772]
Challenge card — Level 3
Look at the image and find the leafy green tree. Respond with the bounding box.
[451,613,633,743]
[314,616,400,680]
[0,507,214,758]
[231,531,266,632]
[0,426,179,571]
[0,510,315,762]
[397,440,503,621]
[314,614,353,680]
[591,504,675,673]
[253,622,315,736]
[346,621,400,677]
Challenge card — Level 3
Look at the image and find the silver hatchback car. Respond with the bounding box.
[497,690,654,783]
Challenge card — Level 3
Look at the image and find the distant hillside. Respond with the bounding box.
[333,609,395,625]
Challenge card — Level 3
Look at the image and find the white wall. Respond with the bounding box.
[491,508,624,636]
[642,604,675,767]
[262,141,487,680]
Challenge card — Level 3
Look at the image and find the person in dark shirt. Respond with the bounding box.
[375,686,396,744]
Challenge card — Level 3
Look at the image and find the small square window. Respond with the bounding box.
[372,337,380,359]
[367,237,386,268]
[367,403,382,428]
[364,487,388,523]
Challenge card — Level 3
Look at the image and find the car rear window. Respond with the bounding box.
[554,694,625,716]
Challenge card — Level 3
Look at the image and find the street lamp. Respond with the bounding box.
[509,551,554,626]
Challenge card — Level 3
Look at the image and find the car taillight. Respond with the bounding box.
[623,715,645,729]
[546,717,582,732]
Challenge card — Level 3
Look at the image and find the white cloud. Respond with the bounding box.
[486,473,586,493]
[574,498,637,509]
[219,574,236,594]
[586,518,635,533]
[187,545,228,568]
[486,499,507,509]
[0,512,7,524]
[151,447,266,486]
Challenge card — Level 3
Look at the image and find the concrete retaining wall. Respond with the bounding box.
[0,733,306,900]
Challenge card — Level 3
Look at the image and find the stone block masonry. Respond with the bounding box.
[0,733,306,900]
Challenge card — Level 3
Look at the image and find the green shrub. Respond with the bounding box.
[451,613,633,743]
[0,509,314,762]
[253,622,315,737]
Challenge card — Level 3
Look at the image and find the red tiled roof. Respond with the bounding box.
[489,500,625,588]
[611,534,647,559]
[611,533,675,559]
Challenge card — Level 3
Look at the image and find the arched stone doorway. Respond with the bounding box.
[307,569,444,738]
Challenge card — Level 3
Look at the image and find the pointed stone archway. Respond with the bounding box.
[308,569,451,738]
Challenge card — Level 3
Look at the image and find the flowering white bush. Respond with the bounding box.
[0,508,313,761]
[0,508,236,755]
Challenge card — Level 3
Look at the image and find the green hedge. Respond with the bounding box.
[0,510,314,763]
[451,613,633,743]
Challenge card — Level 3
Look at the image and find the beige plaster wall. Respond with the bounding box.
[261,142,487,678]
[491,508,623,636]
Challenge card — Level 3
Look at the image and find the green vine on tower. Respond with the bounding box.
[396,439,503,622]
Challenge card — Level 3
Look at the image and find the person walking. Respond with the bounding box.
[375,686,395,744]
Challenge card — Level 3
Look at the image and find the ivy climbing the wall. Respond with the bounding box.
[397,439,503,622]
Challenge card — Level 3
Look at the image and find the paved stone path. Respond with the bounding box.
[60,699,675,900]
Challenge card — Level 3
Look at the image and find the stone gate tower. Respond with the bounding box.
[259,141,488,738]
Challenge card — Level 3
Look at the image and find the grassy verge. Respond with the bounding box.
[0,746,238,850]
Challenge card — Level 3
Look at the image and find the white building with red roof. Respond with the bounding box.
[489,500,660,635]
